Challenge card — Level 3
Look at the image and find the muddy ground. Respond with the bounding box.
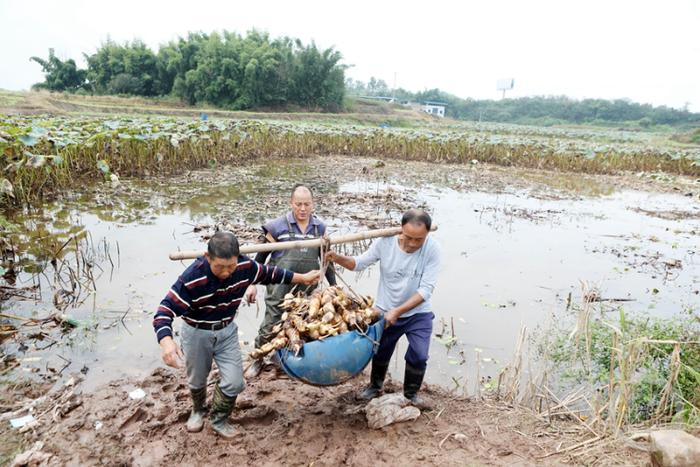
[4,364,651,467]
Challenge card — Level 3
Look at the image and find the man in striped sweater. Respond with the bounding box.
[154,231,320,438]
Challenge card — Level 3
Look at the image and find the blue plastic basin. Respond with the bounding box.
[275,317,384,386]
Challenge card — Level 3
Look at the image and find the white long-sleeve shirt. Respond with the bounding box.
[352,235,441,318]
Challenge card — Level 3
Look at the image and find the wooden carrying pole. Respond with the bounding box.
[169,225,437,261]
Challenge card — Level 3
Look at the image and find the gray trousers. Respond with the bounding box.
[180,321,245,397]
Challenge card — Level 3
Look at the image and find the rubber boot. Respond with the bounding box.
[186,387,207,433]
[357,360,390,401]
[403,363,432,410]
[210,385,238,438]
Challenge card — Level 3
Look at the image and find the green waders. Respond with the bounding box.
[254,223,320,349]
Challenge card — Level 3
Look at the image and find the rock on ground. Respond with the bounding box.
[650,429,700,467]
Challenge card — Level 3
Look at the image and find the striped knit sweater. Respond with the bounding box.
[153,255,293,342]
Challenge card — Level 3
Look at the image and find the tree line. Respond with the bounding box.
[30,30,346,111]
[31,38,698,125]
[347,77,700,127]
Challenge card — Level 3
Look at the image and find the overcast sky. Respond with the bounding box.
[1,0,698,110]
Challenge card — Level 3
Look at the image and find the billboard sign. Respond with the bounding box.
[497,79,515,91]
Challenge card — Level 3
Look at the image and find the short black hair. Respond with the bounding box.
[291,184,313,199]
[401,209,432,231]
[207,231,240,259]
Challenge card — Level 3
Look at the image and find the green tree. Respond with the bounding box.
[31,30,348,111]
[30,49,86,92]
[85,40,159,95]
[289,40,345,110]
[366,77,389,96]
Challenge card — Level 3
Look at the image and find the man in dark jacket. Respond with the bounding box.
[244,185,335,378]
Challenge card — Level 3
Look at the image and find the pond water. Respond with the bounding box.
[2,157,698,393]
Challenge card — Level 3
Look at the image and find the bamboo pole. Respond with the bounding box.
[169,225,438,261]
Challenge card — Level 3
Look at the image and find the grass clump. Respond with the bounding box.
[540,305,700,429]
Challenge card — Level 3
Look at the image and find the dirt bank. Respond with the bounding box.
[4,365,649,466]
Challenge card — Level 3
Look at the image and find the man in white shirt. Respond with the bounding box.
[326,209,440,407]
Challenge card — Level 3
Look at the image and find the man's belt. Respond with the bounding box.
[183,316,234,331]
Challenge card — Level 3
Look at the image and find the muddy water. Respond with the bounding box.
[342,180,699,392]
[2,157,698,393]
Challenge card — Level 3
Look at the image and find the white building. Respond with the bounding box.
[421,101,448,118]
